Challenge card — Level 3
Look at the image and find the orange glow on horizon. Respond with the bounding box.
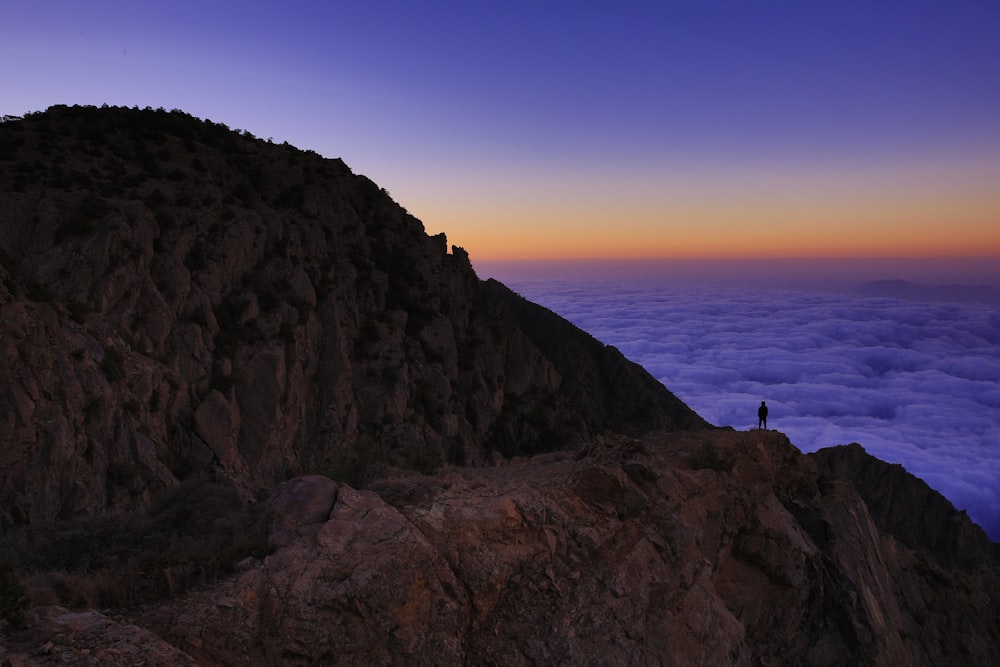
[424,190,1000,263]
[405,152,1000,264]
[438,210,1000,262]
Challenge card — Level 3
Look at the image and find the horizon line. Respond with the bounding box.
[471,254,1000,264]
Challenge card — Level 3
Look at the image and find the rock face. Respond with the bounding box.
[0,105,706,527]
[135,431,999,666]
[484,280,707,435]
[0,606,196,666]
[811,443,1000,572]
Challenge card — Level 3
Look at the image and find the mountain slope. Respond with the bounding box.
[0,104,706,527]
[811,443,1000,571]
[6,431,995,666]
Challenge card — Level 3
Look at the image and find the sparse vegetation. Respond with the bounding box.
[688,442,733,472]
[213,294,251,359]
[446,438,467,465]
[279,321,296,344]
[357,318,381,350]
[1,478,272,611]
[209,366,235,393]
[66,301,90,324]
[403,443,440,476]
[321,436,388,488]
[144,188,168,210]
[100,348,125,382]
[0,560,29,628]
[55,193,109,241]
[185,237,208,270]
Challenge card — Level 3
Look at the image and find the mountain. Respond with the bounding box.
[0,104,707,528]
[0,106,998,665]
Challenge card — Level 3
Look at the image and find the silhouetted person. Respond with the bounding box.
[757,401,768,429]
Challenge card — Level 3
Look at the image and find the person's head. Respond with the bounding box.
[761,400,766,405]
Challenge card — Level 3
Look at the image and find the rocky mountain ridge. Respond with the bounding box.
[1,106,998,664]
[812,443,1000,572]
[3,431,998,665]
[0,105,704,529]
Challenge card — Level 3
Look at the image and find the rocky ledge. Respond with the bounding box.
[6,431,994,666]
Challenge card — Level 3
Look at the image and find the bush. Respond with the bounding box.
[8,479,272,611]
[144,188,168,210]
[100,348,125,382]
[66,301,89,324]
[55,193,109,241]
[0,560,28,628]
[185,238,207,271]
[403,444,440,476]
[689,442,733,472]
[446,438,466,466]
[322,436,387,488]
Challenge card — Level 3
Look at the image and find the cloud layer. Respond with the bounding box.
[508,280,1000,541]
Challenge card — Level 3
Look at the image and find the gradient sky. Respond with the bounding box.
[3,1,1000,263]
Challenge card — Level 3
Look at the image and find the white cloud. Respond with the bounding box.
[510,281,1000,541]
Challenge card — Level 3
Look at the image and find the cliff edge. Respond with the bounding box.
[6,431,996,665]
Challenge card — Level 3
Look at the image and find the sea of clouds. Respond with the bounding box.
[502,278,1000,541]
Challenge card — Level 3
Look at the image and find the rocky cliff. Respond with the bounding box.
[145,430,995,667]
[811,443,1000,572]
[0,105,706,528]
[4,431,998,665]
[1,106,998,665]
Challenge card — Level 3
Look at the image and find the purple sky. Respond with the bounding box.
[3,1,999,260]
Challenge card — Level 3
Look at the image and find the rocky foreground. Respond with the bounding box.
[4,430,997,666]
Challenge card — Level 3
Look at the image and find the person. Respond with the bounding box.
[757,401,768,430]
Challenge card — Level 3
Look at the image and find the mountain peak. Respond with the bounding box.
[0,104,704,526]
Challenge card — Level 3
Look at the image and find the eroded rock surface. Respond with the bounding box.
[0,607,196,666]
[135,431,1000,666]
[0,105,706,528]
[811,443,1000,572]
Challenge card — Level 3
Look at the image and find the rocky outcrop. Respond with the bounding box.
[484,280,710,434]
[0,606,196,666]
[0,105,705,527]
[133,431,999,666]
[811,443,1000,571]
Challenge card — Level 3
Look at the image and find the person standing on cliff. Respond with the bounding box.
[757,401,768,430]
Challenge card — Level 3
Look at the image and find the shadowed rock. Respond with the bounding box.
[811,442,1000,572]
[133,432,1000,666]
[0,105,705,527]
